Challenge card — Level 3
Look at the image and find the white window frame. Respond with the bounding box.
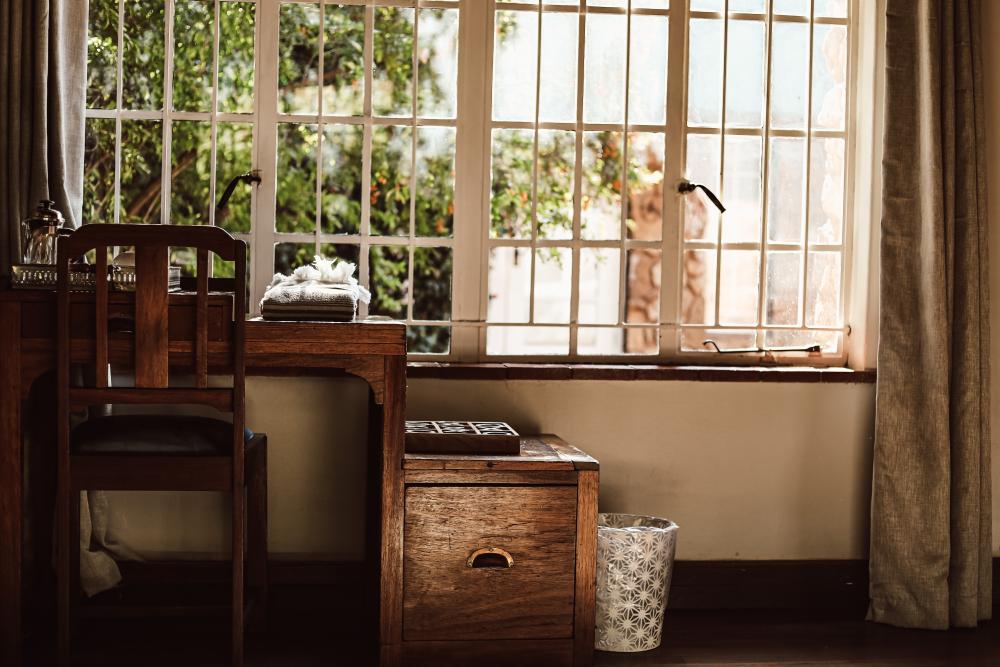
[85,0,878,366]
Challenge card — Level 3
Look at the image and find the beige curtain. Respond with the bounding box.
[0,0,124,597]
[870,0,991,629]
[0,0,86,275]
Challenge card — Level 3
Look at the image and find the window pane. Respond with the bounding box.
[120,120,163,224]
[418,9,459,119]
[774,0,809,15]
[83,118,117,224]
[539,11,578,123]
[628,14,668,126]
[275,242,315,276]
[369,245,410,319]
[816,0,849,19]
[730,0,766,11]
[122,0,165,110]
[487,327,570,356]
[534,247,572,324]
[173,0,214,112]
[770,22,809,130]
[488,246,531,324]
[681,328,756,352]
[415,126,456,238]
[806,251,841,327]
[627,133,665,242]
[577,328,625,356]
[764,251,802,326]
[809,137,845,244]
[536,130,575,240]
[87,0,118,109]
[681,249,717,325]
[719,250,760,325]
[276,123,318,233]
[323,4,365,117]
[584,13,627,124]
[409,327,451,354]
[321,124,363,235]
[171,120,212,225]
[722,136,763,243]
[813,24,847,131]
[370,125,412,237]
[765,329,840,353]
[579,248,620,325]
[684,134,721,241]
[493,10,538,122]
[725,20,765,129]
[625,248,661,331]
[373,7,415,117]
[216,122,255,233]
[581,131,623,241]
[319,242,360,266]
[767,137,806,244]
[279,3,320,115]
[219,2,256,114]
[687,19,723,127]
[490,128,534,239]
[413,247,452,321]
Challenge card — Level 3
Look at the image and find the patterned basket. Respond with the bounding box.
[595,513,678,652]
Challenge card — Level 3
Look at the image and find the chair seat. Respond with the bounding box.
[72,414,254,456]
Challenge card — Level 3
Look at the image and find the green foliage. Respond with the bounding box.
[82,2,631,354]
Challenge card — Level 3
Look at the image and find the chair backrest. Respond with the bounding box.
[55,224,247,441]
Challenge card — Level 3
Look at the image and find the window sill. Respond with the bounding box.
[407,363,877,384]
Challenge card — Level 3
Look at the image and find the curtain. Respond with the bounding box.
[0,0,126,598]
[0,0,86,276]
[870,0,992,629]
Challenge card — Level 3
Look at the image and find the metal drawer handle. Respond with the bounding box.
[467,547,514,569]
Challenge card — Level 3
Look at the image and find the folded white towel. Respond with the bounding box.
[261,256,371,319]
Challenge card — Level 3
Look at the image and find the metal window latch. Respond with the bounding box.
[217,170,262,213]
[678,180,726,213]
[704,339,822,355]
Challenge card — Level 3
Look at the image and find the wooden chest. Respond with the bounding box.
[400,435,599,667]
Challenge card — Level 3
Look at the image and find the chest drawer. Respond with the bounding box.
[403,484,577,641]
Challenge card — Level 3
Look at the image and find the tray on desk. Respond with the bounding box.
[11,264,181,292]
[405,420,521,456]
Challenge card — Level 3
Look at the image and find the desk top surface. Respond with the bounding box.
[1,288,408,356]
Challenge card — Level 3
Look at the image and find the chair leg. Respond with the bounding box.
[232,483,246,667]
[247,437,268,632]
[56,483,72,666]
[70,490,81,630]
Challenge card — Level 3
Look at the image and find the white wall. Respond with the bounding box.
[408,379,877,560]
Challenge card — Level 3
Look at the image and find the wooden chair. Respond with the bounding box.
[55,224,267,666]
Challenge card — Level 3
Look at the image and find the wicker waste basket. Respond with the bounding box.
[595,513,678,652]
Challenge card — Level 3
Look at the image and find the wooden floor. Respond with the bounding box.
[26,601,999,666]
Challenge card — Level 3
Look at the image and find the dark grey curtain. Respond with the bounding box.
[870,0,991,629]
[0,0,87,277]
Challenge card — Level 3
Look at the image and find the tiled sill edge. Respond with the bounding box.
[407,363,877,383]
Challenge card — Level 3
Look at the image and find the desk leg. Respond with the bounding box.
[0,302,23,666]
[379,356,405,652]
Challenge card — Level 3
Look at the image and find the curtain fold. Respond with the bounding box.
[870,0,992,629]
[0,0,86,276]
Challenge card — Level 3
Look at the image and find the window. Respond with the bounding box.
[83,0,858,363]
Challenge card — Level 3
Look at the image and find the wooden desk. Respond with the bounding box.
[0,289,407,665]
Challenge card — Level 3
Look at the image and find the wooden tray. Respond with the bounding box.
[405,420,521,456]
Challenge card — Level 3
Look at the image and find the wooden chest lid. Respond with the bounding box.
[403,434,599,472]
